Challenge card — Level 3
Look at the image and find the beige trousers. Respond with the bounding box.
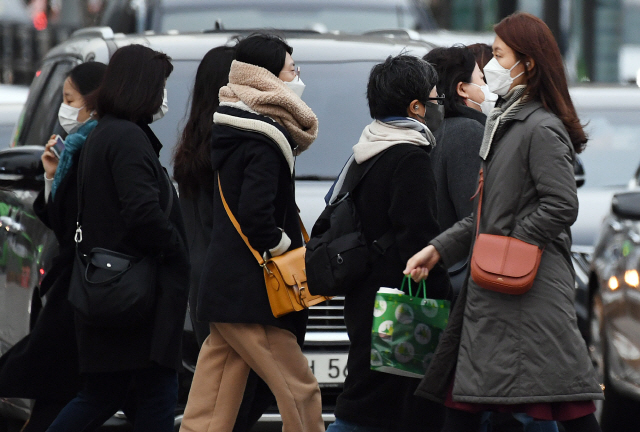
[180,322,324,432]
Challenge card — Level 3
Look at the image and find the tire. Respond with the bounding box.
[590,292,640,431]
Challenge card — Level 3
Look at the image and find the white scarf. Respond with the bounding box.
[328,119,435,203]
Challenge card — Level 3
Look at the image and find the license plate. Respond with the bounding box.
[305,353,348,384]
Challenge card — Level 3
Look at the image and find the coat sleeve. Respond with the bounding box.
[237,141,289,254]
[108,129,182,256]
[430,214,474,268]
[387,148,450,296]
[510,121,578,248]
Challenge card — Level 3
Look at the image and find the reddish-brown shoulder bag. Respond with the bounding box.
[469,169,543,295]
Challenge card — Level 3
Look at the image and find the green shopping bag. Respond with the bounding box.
[370,275,450,378]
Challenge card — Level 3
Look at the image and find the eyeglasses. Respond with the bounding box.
[425,94,445,105]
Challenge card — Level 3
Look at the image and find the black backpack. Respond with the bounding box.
[305,152,393,296]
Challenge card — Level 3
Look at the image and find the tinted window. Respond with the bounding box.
[18,61,75,147]
[160,5,420,33]
[577,109,640,188]
[154,59,378,179]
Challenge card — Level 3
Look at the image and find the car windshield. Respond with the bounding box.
[577,108,640,188]
[153,59,378,179]
[159,4,420,33]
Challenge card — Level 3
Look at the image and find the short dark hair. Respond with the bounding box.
[423,46,476,117]
[67,62,107,96]
[92,44,173,123]
[234,32,293,76]
[367,54,437,119]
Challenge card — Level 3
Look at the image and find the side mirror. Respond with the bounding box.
[0,145,44,190]
[611,191,640,220]
[574,156,585,189]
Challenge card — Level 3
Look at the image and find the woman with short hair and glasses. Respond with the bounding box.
[324,54,451,432]
[405,13,602,432]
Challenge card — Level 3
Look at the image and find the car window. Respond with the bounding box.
[154,59,379,180]
[160,5,420,33]
[578,108,640,189]
[17,61,75,147]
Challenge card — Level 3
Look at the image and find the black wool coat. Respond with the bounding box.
[75,115,190,373]
[431,105,486,232]
[197,106,307,335]
[334,144,452,432]
[0,154,81,401]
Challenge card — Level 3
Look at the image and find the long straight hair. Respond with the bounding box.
[494,13,587,153]
[172,46,235,197]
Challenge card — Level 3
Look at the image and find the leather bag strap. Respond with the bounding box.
[471,168,484,239]
[217,173,308,266]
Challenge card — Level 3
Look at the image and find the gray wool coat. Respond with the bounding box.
[415,100,603,404]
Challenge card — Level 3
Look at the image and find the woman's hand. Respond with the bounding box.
[42,135,59,179]
[404,245,441,282]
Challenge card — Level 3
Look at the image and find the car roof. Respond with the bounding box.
[43,28,433,64]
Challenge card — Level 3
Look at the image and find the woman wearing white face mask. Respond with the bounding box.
[0,62,106,432]
[180,33,323,432]
[424,46,490,236]
[406,12,602,432]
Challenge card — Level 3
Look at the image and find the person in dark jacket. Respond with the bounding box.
[426,45,559,432]
[323,54,451,432]
[173,45,284,432]
[405,13,602,432]
[179,33,323,432]
[46,44,190,432]
[0,62,106,432]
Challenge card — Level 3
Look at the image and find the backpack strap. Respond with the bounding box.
[217,173,308,266]
[339,151,394,255]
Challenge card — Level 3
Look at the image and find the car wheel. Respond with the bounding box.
[590,292,640,431]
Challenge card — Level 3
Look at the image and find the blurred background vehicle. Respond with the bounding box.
[569,86,640,338]
[99,0,437,34]
[0,26,435,431]
[0,84,28,148]
[588,190,640,430]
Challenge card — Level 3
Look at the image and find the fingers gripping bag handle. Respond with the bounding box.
[400,274,427,299]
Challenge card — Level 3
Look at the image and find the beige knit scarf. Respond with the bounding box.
[219,60,318,153]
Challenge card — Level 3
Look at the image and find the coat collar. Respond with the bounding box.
[511,99,545,122]
[447,104,487,125]
[136,122,163,156]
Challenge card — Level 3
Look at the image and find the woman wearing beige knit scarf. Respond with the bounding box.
[180,33,324,432]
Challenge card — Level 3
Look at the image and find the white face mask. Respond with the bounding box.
[284,76,306,99]
[466,83,499,116]
[58,103,86,134]
[483,58,524,96]
[152,89,168,123]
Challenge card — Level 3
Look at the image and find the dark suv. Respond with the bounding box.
[0,27,433,430]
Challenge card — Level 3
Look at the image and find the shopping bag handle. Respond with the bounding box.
[401,275,427,298]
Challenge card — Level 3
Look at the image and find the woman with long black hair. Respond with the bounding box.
[405,13,603,432]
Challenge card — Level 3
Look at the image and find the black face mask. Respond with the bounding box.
[416,102,445,133]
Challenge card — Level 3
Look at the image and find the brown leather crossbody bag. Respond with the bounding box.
[218,174,330,317]
[469,169,543,295]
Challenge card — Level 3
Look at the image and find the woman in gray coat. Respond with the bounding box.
[404,13,602,432]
